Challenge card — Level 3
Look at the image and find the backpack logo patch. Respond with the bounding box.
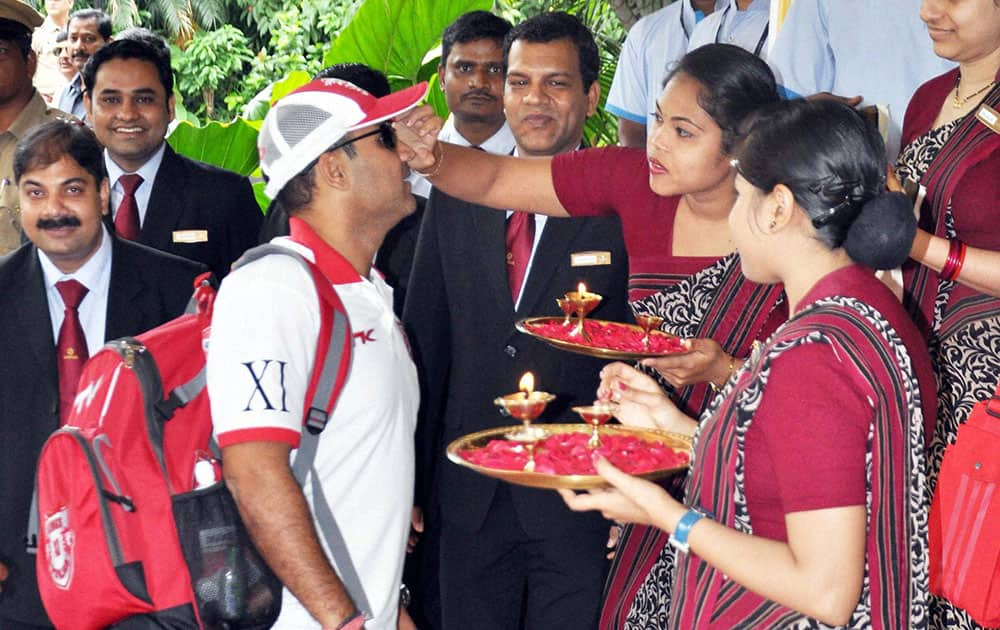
[44,508,75,590]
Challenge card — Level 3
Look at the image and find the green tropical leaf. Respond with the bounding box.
[271,70,313,103]
[323,0,492,82]
[166,119,260,176]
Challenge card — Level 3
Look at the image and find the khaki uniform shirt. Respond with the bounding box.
[0,91,73,254]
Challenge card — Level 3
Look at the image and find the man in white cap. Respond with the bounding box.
[206,77,427,630]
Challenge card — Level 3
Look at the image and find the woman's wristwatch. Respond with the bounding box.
[668,507,710,554]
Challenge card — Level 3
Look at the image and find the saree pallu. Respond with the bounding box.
[899,79,1000,630]
[671,297,929,629]
[902,79,1000,343]
[600,254,785,630]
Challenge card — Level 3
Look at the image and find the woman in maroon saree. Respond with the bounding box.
[896,1,1000,627]
[562,100,937,628]
[397,45,787,628]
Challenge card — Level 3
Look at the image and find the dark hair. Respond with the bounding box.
[734,99,916,269]
[82,38,173,97]
[69,9,112,40]
[315,63,390,97]
[503,11,599,91]
[665,44,779,154]
[0,19,33,59]
[441,11,512,66]
[115,27,171,61]
[272,64,392,216]
[14,120,108,186]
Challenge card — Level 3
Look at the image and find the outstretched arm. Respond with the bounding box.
[560,458,865,626]
[223,441,361,629]
[396,106,570,217]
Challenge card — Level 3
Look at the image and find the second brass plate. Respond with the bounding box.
[447,423,691,490]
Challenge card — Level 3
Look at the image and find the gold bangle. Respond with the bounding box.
[415,142,444,178]
[709,356,736,393]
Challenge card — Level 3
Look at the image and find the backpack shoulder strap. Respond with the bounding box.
[232,243,353,434]
[232,243,368,614]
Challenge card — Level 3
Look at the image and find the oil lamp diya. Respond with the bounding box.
[572,401,618,449]
[635,313,665,350]
[561,283,602,340]
[493,372,555,472]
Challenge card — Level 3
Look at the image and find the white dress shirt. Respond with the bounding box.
[767,0,955,159]
[105,142,167,228]
[606,0,724,132]
[40,225,113,355]
[688,0,772,59]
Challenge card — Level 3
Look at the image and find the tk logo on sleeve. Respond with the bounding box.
[242,359,289,412]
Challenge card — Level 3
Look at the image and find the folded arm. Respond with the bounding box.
[911,228,1000,298]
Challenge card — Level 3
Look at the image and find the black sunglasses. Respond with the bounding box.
[329,122,397,153]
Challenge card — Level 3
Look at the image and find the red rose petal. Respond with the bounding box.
[526,320,686,354]
[459,431,689,475]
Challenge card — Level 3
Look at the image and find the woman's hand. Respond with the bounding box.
[598,362,696,435]
[395,106,443,172]
[559,456,681,529]
[641,337,733,388]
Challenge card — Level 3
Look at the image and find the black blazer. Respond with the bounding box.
[127,145,261,279]
[403,188,631,536]
[0,236,205,626]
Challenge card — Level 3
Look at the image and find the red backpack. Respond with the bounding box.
[929,381,1000,627]
[32,245,353,629]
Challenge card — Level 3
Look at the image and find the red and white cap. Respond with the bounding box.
[259,78,428,198]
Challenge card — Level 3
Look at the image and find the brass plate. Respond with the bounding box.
[516,316,685,361]
[447,423,691,490]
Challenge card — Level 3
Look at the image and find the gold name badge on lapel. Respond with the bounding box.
[172,229,208,244]
[571,251,611,267]
[977,104,1000,135]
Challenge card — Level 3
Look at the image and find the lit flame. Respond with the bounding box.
[519,372,535,397]
[578,282,587,295]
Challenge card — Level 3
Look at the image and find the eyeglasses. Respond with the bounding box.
[329,122,397,153]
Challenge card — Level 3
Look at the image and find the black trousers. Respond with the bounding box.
[439,484,607,630]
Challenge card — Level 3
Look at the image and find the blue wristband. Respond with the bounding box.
[668,508,708,554]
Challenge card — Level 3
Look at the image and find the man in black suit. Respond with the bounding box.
[402,13,629,630]
[83,38,260,279]
[0,121,205,629]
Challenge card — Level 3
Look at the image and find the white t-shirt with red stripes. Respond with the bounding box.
[207,223,418,630]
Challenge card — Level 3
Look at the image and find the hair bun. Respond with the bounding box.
[844,191,916,270]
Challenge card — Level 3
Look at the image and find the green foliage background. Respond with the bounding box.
[34,0,630,209]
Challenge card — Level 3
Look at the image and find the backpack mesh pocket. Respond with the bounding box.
[172,484,282,629]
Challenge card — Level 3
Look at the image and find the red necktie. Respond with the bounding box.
[505,212,535,304]
[56,279,89,425]
[114,174,143,240]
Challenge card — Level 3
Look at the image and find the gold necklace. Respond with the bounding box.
[953,76,997,109]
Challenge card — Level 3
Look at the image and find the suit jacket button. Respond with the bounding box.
[504,344,517,357]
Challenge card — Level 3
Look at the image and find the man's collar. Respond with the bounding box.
[288,216,362,284]
[440,117,517,155]
[37,224,112,288]
[104,142,167,185]
[512,141,583,158]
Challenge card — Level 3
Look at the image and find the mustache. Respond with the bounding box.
[36,215,81,229]
[461,89,496,100]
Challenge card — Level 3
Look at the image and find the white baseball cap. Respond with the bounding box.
[258,78,428,199]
